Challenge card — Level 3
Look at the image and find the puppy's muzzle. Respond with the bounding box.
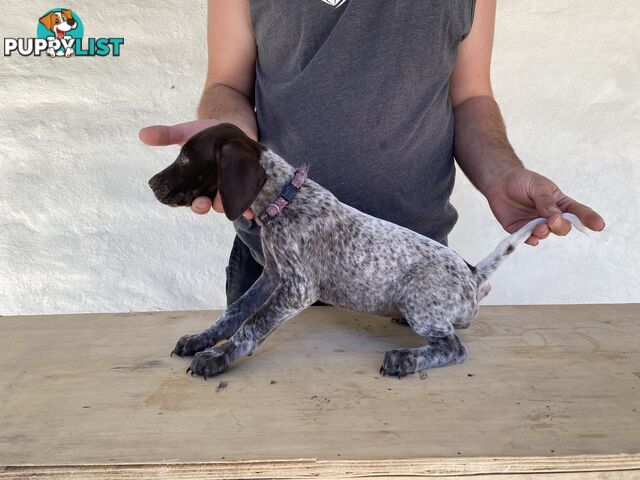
[148,174,178,207]
[148,174,201,207]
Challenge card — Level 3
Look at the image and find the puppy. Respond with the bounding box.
[39,9,77,58]
[149,124,587,378]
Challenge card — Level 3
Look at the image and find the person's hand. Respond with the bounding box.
[140,119,255,219]
[484,167,605,246]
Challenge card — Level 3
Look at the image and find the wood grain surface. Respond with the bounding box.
[0,305,638,478]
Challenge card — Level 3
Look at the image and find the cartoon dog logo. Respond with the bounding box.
[38,9,77,57]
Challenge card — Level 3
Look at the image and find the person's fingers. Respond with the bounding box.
[547,212,572,236]
[558,196,606,232]
[191,196,212,215]
[139,125,173,146]
[139,123,191,147]
[532,184,563,218]
[205,194,254,219]
[525,235,540,246]
[532,223,549,239]
[531,183,573,236]
[212,193,224,213]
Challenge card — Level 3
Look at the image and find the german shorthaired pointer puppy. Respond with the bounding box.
[148,124,586,378]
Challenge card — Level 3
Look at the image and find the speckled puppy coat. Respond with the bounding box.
[149,124,586,378]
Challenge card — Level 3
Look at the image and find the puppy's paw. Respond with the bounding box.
[187,342,237,379]
[171,333,213,357]
[65,48,74,58]
[380,348,418,378]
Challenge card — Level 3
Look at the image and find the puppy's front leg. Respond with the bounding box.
[172,270,278,357]
[187,281,316,378]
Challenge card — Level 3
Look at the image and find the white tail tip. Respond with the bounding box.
[562,213,588,235]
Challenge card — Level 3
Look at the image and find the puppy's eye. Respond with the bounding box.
[55,18,61,24]
[178,156,191,167]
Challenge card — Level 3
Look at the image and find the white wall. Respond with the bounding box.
[0,1,638,315]
[449,1,639,304]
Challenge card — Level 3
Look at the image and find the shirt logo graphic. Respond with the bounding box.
[320,0,348,8]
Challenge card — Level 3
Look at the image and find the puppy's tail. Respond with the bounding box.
[474,213,587,283]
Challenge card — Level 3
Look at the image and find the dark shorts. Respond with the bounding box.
[225,218,265,306]
[225,217,447,306]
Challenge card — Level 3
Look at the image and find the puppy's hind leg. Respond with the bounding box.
[380,328,467,378]
[380,298,468,378]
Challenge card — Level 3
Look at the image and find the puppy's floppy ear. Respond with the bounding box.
[39,13,56,31]
[61,9,74,21]
[218,139,267,221]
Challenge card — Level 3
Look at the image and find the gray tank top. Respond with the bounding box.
[250,0,475,243]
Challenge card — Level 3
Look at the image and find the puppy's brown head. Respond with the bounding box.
[148,123,267,221]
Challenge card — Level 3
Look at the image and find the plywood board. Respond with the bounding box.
[0,305,639,478]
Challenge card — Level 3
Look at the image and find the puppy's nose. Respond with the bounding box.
[67,18,76,26]
[148,174,161,190]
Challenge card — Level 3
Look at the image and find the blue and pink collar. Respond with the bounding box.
[256,168,307,226]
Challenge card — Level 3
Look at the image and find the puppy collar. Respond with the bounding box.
[256,168,307,226]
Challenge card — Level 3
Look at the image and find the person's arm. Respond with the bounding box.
[196,0,257,136]
[450,0,604,245]
[140,0,257,216]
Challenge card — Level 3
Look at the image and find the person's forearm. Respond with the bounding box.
[197,82,258,139]
[453,95,523,194]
